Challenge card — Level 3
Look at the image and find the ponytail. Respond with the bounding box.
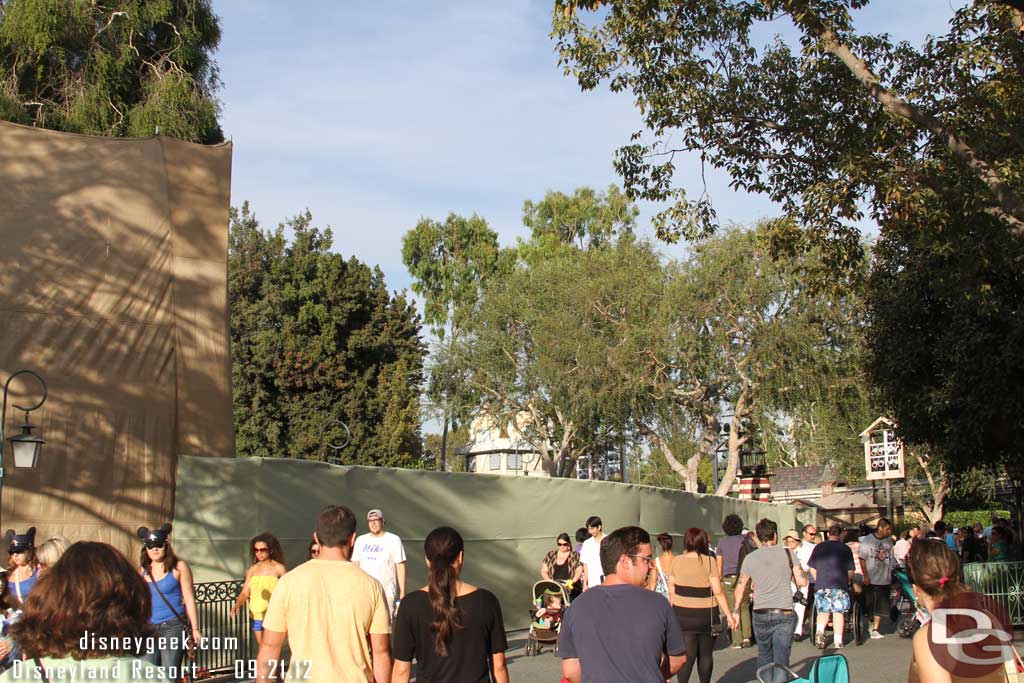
[424,526,464,657]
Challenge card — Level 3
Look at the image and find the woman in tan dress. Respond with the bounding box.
[906,538,1007,683]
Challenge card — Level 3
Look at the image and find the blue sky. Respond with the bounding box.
[215,0,963,296]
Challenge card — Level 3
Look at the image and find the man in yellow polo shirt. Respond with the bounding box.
[256,504,392,682]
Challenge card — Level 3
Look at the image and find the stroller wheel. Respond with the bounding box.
[897,615,919,638]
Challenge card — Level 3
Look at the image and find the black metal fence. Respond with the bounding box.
[193,580,255,676]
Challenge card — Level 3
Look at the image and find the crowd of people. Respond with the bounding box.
[543,514,1020,683]
[0,509,1015,683]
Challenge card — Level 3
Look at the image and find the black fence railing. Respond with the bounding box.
[193,580,255,676]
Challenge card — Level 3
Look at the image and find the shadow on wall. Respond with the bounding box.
[173,456,808,629]
[0,120,233,560]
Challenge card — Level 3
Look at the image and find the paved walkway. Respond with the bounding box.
[502,629,914,683]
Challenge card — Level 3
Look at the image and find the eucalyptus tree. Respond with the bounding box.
[644,226,869,495]
[402,213,511,469]
[457,238,661,477]
[552,0,1024,256]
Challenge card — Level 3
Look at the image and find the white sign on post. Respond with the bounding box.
[861,416,905,481]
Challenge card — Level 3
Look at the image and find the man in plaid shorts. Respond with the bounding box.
[807,525,856,648]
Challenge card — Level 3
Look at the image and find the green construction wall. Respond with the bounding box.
[173,456,812,629]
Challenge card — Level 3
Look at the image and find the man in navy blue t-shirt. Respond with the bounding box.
[807,525,855,649]
[558,526,686,683]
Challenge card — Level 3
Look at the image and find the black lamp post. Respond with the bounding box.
[1005,460,1024,536]
[0,370,48,530]
[320,419,351,464]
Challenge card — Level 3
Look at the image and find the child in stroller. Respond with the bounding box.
[525,580,570,656]
[533,591,563,629]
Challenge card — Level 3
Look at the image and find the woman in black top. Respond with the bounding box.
[392,527,509,683]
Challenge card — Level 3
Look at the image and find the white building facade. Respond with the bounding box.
[461,411,549,477]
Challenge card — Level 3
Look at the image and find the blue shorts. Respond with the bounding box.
[814,588,851,613]
[252,620,263,632]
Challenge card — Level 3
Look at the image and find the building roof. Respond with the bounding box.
[795,490,878,511]
[771,465,846,492]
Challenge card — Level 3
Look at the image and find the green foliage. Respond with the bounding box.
[458,237,663,476]
[402,213,510,340]
[229,202,425,466]
[867,195,1024,472]
[401,213,512,468]
[423,426,469,472]
[943,510,1008,530]
[644,224,872,493]
[520,184,638,258]
[0,0,223,142]
[554,0,1024,477]
[551,0,1024,262]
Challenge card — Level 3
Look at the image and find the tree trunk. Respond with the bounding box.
[795,7,1024,233]
[714,395,750,497]
[639,423,699,491]
[439,413,448,472]
[913,451,949,523]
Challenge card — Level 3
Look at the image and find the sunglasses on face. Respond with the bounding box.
[146,543,165,550]
[254,546,269,554]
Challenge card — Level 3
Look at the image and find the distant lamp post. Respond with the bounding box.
[0,369,48,527]
[1005,460,1024,535]
[320,419,351,464]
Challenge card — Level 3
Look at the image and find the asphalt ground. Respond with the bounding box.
[501,625,915,683]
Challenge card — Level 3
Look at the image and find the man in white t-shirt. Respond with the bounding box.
[352,508,406,616]
[579,516,605,590]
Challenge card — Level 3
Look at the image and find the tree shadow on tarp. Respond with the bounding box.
[0,120,233,559]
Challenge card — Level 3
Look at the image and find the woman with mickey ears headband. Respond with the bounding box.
[5,528,39,609]
[137,523,202,678]
[1,527,39,671]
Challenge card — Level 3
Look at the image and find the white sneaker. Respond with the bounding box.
[870,629,884,639]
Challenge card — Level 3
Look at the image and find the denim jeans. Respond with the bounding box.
[142,618,188,678]
[752,610,798,682]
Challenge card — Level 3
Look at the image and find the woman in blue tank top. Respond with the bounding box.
[2,526,39,670]
[137,523,202,680]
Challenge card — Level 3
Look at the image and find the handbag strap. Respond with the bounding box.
[32,656,49,683]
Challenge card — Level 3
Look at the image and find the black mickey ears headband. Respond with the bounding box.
[136,523,172,543]
[5,527,37,549]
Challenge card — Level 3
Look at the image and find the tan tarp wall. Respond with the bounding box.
[0,121,233,558]
[174,456,813,629]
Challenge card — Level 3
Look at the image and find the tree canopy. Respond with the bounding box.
[0,0,223,142]
[230,203,425,466]
[552,1,1024,262]
[401,213,511,469]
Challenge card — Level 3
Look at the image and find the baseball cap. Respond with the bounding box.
[367,509,383,521]
[782,530,800,542]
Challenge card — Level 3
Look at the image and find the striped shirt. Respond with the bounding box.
[669,553,717,633]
